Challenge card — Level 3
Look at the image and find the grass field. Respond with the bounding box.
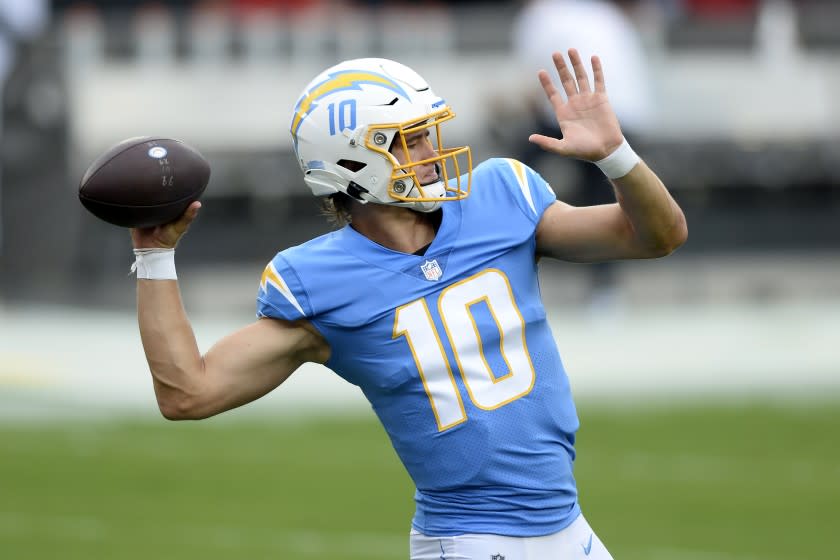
[1,399,838,560]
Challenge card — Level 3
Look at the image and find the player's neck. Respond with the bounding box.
[350,204,440,254]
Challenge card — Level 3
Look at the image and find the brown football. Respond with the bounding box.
[78,136,211,228]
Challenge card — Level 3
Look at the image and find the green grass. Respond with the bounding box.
[1,400,838,559]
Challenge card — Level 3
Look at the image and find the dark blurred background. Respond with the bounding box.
[1,0,838,310]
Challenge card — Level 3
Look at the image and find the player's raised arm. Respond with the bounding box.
[529,49,687,262]
[131,203,329,420]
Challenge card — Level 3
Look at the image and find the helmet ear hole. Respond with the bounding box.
[337,159,367,172]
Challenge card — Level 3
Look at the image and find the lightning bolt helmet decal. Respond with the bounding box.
[290,69,410,151]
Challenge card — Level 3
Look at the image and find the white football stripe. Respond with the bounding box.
[505,158,536,215]
[263,262,305,316]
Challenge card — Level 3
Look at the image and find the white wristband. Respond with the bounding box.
[594,138,640,179]
[130,248,177,280]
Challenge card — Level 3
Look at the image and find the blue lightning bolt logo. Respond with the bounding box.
[290,70,409,151]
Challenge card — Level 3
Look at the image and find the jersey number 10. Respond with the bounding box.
[393,269,536,432]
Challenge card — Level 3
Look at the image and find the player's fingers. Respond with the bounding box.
[537,69,565,106]
[568,49,591,94]
[552,51,578,98]
[528,133,570,156]
[592,55,606,93]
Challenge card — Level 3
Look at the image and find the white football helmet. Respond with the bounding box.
[290,58,472,212]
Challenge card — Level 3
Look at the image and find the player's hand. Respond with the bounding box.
[528,49,625,162]
[130,201,201,249]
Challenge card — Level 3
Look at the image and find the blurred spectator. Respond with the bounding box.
[681,0,758,19]
[231,0,321,11]
[0,0,49,255]
[664,0,760,49]
[512,0,655,312]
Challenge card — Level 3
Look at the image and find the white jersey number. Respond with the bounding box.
[393,269,536,431]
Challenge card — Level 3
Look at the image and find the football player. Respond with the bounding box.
[130,50,687,559]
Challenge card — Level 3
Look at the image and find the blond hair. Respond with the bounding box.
[319,193,354,227]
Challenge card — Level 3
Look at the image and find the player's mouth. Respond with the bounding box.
[418,164,440,186]
[419,173,439,186]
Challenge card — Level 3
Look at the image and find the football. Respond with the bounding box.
[78,136,211,228]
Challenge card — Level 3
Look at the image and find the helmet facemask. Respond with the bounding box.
[365,108,472,213]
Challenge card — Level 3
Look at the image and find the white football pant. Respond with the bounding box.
[410,514,614,560]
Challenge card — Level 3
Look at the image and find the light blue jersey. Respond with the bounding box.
[257,158,581,537]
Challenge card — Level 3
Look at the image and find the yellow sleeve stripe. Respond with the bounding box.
[504,158,536,215]
[260,262,305,316]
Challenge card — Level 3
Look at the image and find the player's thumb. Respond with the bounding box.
[182,201,202,223]
[528,134,571,157]
[170,201,201,236]
[148,201,200,249]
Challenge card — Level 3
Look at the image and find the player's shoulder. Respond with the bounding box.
[257,229,348,320]
[472,157,548,194]
[474,156,533,180]
[468,157,556,221]
[263,229,353,287]
[274,229,346,269]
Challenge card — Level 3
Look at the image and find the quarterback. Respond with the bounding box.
[130,50,687,559]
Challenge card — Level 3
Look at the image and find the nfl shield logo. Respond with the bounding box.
[491,555,505,560]
[420,259,443,281]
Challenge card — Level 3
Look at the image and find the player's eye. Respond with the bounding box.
[406,132,429,148]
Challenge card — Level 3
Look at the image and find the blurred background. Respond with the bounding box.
[0,1,838,559]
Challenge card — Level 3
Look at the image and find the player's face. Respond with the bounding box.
[391,129,440,186]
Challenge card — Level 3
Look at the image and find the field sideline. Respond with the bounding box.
[1,298,838,417]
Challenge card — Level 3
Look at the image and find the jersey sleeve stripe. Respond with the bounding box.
[504,158,536,215]
[260,262,305,316]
